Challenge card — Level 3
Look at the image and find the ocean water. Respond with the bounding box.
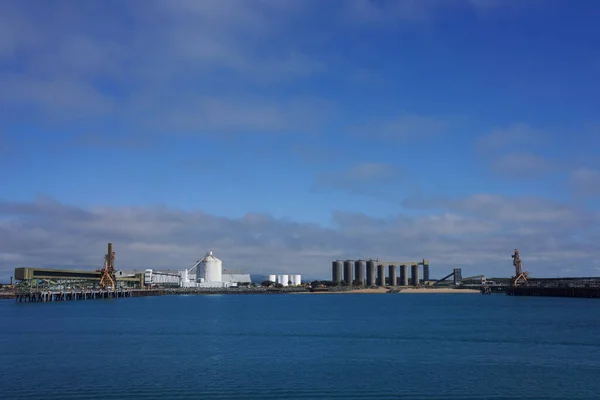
[1,293,600,400]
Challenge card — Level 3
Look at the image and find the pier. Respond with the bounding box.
[482,249,600,299]
[11,287,310,303]
[477,275,600,298]
[15,289,164,303]
[505,277,600,298]
[506,286,600,298]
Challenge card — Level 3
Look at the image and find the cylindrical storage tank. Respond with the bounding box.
[180,269,189,286]
[411,264,419,286]
[377,264,385,286]
[294,274,301,286]
[280,274,289,287]
[354,260,365,286]
[388,265,397,286]
[289,275,296,285]
[400,265,408,286]
[199,251,222,282]
[332,261,343,284]
[343,260,353,285]
[268,274,277,283]
[423,263,430,282]
[366,260,376,286]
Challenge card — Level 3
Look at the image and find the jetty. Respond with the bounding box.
[14,289,163,303]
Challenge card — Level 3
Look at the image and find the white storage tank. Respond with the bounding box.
[268,274,277,283]
[294,274,301,286]
[280,274,289,287]
[179,269,189,287]
[198,251,222,282]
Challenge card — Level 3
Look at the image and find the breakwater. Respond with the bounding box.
[507,286,600,298]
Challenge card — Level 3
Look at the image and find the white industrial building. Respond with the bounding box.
[181,251,252,288]
[141,251,252,288]
[144,269,180,286]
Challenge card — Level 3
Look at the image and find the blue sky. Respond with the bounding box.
[1,0,600,281]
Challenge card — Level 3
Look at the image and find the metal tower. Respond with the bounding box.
[511,248,528,286]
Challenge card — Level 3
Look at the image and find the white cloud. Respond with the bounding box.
[569,168,600,198]
[476,123,547,152]
[314,162,404,195]
[342,0,436,24]
[475,123,560,180]
[404,193,597,227]
[488,152,558,178]
[0,1,545,139]
[1,194,600,281]
[352,114,452,142]
[0,0,328,135]
[341,0,541,25]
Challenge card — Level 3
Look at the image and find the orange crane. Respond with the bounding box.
[99,243,116,290]
[511,249,528,286]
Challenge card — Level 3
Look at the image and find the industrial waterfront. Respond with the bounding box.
[5,244,600,302]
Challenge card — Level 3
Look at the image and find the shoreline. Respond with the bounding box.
[293,287,480,295]
[3,287,482,301]
[395,288,479,294]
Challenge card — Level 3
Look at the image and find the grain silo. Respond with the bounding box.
[366,260,376,286]
[354,260,365,286]
[332,261,342,284]
[197,251,222,283]
[343,260,353,284]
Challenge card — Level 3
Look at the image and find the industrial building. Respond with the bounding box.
[176,251,251,288]
[12,243,141,291]
[14,266,144,290]
[13,244,251,291]
[332,258,430,287]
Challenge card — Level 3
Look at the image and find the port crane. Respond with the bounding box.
[99,243,116,290]
[511,248,528,286]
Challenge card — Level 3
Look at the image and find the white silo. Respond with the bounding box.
[268,274,277,283]
[294,274,301,285]
[198,251,222,282]
[289,275,296,286]
[280,274,289,287]
[179,269,189,287]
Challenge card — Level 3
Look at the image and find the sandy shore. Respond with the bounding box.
[397,288,480,294]
[293,287,480,294]
[293,288,390,294]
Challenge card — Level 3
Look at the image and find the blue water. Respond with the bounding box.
[1,294,600,399]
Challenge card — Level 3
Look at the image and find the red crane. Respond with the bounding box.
[511,248,528,286]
